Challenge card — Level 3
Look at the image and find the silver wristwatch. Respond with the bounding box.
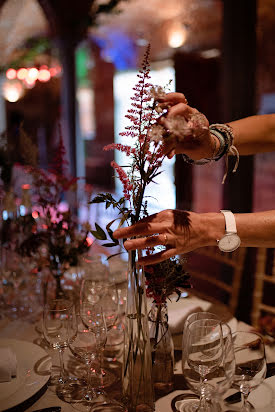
[217,210,241,252]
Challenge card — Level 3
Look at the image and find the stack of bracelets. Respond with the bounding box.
[181,123,240,184]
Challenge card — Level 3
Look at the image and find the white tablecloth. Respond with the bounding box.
[1,296,275,411]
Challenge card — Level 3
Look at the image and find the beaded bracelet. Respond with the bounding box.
[181,123,239,184]
[181,132,218,165]
[209,123,239,183]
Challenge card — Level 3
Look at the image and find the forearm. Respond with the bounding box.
[206,210,275,248]
[228,114,275,155]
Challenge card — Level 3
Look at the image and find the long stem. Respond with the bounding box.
[241,392,251,411]
[85,361,96,401]
[198,375,207,410]
[58,349,66,384]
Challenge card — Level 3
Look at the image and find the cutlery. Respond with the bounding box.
[32,407,61,412]
[224,392,241,404]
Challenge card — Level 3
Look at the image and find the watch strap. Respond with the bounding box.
[220,210,237,233]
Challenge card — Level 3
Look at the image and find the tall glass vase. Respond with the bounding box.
[123,250,155,412]
[149,303,174,396]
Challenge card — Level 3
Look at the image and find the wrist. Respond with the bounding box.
[200,213,225,246]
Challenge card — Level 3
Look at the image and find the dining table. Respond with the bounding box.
[1,293,275,412]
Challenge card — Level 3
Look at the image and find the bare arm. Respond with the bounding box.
[113,209,275,265]
[229,115,275,155]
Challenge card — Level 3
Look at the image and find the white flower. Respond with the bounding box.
[149,85,166,100]
[148,124,166,143]
[165,116,190,138]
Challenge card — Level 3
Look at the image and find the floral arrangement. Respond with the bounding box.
[91,44,190,302]
[90,45,190,409]
[145,257,191,304]
[1,127,92,299]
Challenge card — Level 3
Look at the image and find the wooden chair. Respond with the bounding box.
[251,247,275,328]
[185,246,247,316]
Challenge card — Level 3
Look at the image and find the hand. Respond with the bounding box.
[113,209,219,265]
[157,92,214,160]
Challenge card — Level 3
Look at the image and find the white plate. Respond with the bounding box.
[248,375,275,411]
[0,338,52,411]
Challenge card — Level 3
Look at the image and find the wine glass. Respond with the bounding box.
[206,323,236,409]
[80,278,119,329]
[182,312,219,375]
[69,309,126,412]
[182,318,224,411]
[80,278,120,386]
[67,311,107,411]
[43,298,78,397]
[232,331,266,411]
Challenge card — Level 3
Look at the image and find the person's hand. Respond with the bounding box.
[113,209,221,265]
[157,92,215,160]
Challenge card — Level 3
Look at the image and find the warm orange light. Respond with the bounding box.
[28,67,39,81]
[32,211,39,219]
[6,68,17,80]
[2,80,24,102]
[85,236,93,247]
[38,69,51,82]
[22,184,30,189]
[23,76,36,88]
[17,68,28,80]
[49,67,57,76]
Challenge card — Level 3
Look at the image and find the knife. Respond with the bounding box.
[32,408,61,412]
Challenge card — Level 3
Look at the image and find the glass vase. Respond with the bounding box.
[149,303,174,396]
[123,250,155,412]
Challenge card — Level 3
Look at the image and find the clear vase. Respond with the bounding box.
[123,250,155,411]
[149,303,174,396]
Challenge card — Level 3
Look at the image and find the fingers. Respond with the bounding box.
[124,233,169,251]
[138,248,177,265]
[113,213,166,239]
[158,92,188,105]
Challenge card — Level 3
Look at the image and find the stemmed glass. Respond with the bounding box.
[67,310,107,411]
[232,331,266,411]
[43,298,78,397]
[69,305,126,412]
[207,323,236,409]
[182,318,224,412]
[80,278,120,386]
[80,278,119,329]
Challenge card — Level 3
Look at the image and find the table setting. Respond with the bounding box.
[1,279,275,412]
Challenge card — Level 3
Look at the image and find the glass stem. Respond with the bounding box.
[85,361,96,400]
[198,375,207,409]
[58,348,66,383]
[241,392,250,411]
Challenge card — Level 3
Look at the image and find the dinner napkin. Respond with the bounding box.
[167,301,202,334]
[0,347,17,382]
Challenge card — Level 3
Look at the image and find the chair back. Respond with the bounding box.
[251,247,275,328]
[186,246,247,316]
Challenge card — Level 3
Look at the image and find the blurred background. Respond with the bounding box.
[0,0,275,322]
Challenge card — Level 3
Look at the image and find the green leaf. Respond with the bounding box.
[90,195,105,204]
[102,242,118,247]
[106,252,124,261]
[91,223,107,240]
[106,228,119,245]
[106,219,117,231]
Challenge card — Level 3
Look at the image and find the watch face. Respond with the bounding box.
[218,233,241,252]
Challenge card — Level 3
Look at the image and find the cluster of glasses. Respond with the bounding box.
[42,277,126,412]
[178,312,267,412]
